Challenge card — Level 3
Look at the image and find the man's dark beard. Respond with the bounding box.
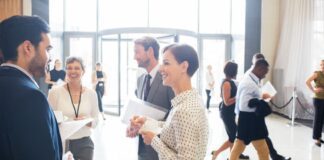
[29,50,47,78]
[138,59,150,68]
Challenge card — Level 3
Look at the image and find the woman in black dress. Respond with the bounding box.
[211,61,249,160]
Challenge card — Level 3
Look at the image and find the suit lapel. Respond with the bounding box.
[137,74,146,99]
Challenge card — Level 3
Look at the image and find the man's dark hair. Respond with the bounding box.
[0,15,50,62]
[254,59,269,68]
[134,36,160,60]
[223,61,238,78]
[163,44,199,77]
[254,53,265,60]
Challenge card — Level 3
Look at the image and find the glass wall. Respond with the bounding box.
[49,0,246,114]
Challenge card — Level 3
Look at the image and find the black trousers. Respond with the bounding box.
[95,82,105,112]
[265,136,281,159]
[313,98,324,140]
[205,89,211,109]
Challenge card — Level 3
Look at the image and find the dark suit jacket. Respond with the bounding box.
[0,66,62,160]
[136,72,174,160]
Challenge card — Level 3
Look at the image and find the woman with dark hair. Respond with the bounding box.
[130,44,209,160]
[306,59,324,147]
[211,61,249,160]
[45,59,66,89]
[92,62,107,120]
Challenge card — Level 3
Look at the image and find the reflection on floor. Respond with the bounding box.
[91,108,324,160]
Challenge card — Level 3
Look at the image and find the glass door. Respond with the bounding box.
[200,38,230,106]
[64,36,95,89]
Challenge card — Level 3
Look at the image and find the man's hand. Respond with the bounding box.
[262,93,272,100]
[126,116,147,138]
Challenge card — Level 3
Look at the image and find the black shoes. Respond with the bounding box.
[239,154,250,160]
[274,155,292,160]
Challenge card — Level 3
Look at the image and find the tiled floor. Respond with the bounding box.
[91,108,324,160]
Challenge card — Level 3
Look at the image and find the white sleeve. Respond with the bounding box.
[90,90,100,128]
[47,88,58,110]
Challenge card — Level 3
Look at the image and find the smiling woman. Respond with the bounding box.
[131,44,209,160]
[48,56,100,160]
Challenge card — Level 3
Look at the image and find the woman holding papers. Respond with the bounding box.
[306,59,324,147]
[133,44,209,160]
[45,59,66,89]
[48,56,99,160]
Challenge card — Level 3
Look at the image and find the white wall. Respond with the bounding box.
[23,0,32,16]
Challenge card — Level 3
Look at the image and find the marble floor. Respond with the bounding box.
[91,108,324,160]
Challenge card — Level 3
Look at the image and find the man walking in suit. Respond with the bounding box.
[0,16,62,160]
[127,36,175,160]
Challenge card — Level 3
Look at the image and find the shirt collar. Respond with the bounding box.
[249,72,260,85]
[171,89,197,108]
[1,63,39,88]
[148,64,160,80]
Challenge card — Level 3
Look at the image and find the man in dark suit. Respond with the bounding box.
[127,36,175,160]
[0,16,62,160]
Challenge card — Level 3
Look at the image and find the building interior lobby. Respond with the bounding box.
[1,0,324,159]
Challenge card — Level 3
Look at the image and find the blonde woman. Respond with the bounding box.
[48,56,99,160]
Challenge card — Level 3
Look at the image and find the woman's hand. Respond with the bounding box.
[314,87,324,94]
[74,115,86,121]
[140,131,156,145]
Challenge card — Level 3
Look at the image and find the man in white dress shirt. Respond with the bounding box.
[230,59,271,160]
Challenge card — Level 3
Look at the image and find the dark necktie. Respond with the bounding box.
[143,74,152,101]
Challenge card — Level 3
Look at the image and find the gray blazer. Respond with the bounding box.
[136,72,174,160]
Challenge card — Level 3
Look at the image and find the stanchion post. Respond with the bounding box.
[288,87,299,127]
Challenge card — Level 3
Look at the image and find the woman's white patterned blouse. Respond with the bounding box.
[151,89,209,160]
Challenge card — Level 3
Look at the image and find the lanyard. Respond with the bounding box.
[67,83,82,118]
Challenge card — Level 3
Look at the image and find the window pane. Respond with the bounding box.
[49,36,63,69]
[200,0,231,33]
[69,38,93,88]
[231,0,246,35]
[98,0,147,30]
[202,39,226,103]
[49,0,64,32]
[149,0,198,31]
[65,0,97,31]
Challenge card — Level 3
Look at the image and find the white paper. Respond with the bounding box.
[56,79,65,86]
[139,118,162,134]
[54,111,64,123]
[121,98,168,124]
[59,118,93,141]
[262,81,277,101]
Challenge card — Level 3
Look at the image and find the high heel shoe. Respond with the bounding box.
[315,141,321,147]
[211,150,217,160]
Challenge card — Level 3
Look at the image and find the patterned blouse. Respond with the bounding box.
[151,89,209,160]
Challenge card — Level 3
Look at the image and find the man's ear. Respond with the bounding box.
[21,40,35,57]
[147,47,154,58]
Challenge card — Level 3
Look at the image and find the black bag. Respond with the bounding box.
[248,98,272,117]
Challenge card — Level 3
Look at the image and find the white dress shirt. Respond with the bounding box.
[151,89,209,160]
[235,72,262,114]
[205,71,215,90]
[48,85,99,140]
